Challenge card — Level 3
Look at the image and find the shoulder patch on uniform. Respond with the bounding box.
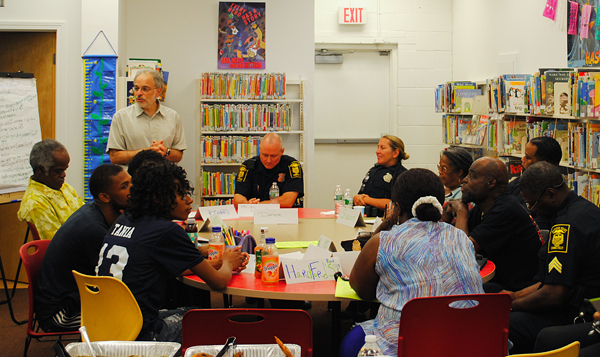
[288,161,302,179]
[237,165,248,182]
[383,172,393,183]
[548,256,563,274]
[548,224,570,254]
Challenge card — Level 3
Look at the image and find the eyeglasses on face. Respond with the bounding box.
[133,86,156,93]
[526,182,564,210]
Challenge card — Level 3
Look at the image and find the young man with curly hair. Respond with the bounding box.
[96,160,246,343]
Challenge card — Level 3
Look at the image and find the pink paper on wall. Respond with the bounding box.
[568,1,579,35]
[580,4,592,39]
[543,0,558,21]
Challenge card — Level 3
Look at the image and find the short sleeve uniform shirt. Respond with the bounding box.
[235,155,304,202]
[468,192,543,291]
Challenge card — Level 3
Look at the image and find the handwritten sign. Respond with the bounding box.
[198,204,239,220]
[317,235,337,252]
[237,203,280,217]
[0,77,42,194]
[336,207,366,227]
[253,208,298,224]
[304,243,333,260]
[282,257,343,284]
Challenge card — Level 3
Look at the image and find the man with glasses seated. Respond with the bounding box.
[445,157,542,294]
[507,161,600,354]
[107,68,186,166]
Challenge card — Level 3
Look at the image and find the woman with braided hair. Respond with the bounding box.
[340,168,483,357]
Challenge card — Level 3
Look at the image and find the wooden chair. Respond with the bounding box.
[510,341,580,357]
[397,293,511,357]
[0,222,40,325]
[72,270,143,342]
[182,308,313,357]
[20,240,79,357]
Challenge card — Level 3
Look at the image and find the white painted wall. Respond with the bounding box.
[1,0,84,193]
[453,0,567,80]
[315,0,454,175]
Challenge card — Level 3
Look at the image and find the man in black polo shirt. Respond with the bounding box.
[446,157,542,293]
[507,162,600,354]
[36,164,131,332]
[234,132,303,208]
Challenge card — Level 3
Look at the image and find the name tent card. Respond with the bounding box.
[282,257,343,284]
[336,207,366,227]
[253,208,298,224]
[317,235,337,252]
[237,203,280,217]
[198,205,239,220]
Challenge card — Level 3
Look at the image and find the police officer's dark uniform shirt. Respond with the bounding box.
[235,155,304,203]
[467,192,542,291]
[357,163,406,217]
[536,191,600,319]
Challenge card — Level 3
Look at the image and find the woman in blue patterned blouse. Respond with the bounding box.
[340,168,484,357]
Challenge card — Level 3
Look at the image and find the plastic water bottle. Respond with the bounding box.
[358,335,382,356]
[269,182,279,200]
[208,226,225,260]
[185,217,198,246]
[334,185,344,215]
[343,189,353,209]
[254,227,268,279]
[261,237,279,284]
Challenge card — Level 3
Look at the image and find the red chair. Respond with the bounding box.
[182,308,313,357]
[397,293,511,357]
[20,240,79,357]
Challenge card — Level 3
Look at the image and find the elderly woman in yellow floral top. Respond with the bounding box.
[18,139,82,240]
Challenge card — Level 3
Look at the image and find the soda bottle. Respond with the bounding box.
[254,227,268,279]
[269,182,279,201]
[358,335,383,356]
[208,226,225,260]
[261,237,279,284]
[185,217,198,246]
[334,185,344,215]
[343,188,353,209]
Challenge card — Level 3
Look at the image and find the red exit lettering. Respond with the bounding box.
[344,8,363,23]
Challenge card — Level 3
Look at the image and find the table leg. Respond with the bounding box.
[331,301,341,357]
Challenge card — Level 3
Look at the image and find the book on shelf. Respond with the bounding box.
[201,72,287,100]
[201,135,261,164]
[503,74,530,114]
[455,88,482,113]
[544,70,573,116]
[504,120,527,155]
[588,123,600,169]
[127,58,162,78]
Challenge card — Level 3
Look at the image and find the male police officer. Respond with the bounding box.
[234,133,303,208]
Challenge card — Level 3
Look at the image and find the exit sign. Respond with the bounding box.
[339,7,366,24]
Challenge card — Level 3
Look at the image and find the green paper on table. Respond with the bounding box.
[275,241,319,249]
[335,278,363,300]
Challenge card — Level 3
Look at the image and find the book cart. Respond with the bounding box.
[195,73,306,206]
[436,69,600,206]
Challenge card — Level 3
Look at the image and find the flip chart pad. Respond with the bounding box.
[0,77,42,194]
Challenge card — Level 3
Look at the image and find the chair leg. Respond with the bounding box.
[222,293,233,308]
[0,251,27,325]
[23,334,32,357]
[6,225,29,301]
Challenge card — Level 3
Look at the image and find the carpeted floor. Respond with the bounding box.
[1,286,357,357]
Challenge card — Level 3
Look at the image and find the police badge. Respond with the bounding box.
[383,173,393,183]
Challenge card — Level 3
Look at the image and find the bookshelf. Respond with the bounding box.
[437,70,600,206]
[195,74,305,205]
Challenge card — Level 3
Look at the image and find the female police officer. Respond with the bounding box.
[353,135,409,217]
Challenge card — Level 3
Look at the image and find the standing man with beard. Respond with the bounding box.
[445,157,542,293]
[35,164,131,332]
[107,69,187,165]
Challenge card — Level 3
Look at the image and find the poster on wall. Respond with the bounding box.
[218,2,266,69]
[567,0,600,67]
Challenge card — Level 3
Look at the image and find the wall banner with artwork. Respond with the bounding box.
[568,0,600,67]
[218,2,266,69]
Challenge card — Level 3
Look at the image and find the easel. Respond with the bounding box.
[0,71,34,325]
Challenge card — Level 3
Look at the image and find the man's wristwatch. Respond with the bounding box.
[165,148,171,157]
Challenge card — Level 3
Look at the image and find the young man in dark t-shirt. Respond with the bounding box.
[446,157,542,292]
[36,164,131,332]
[96,160,246,342]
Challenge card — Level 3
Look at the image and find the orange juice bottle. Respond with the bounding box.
[208,226,224,260]
[254,227,268,279]
[261,237,279,284]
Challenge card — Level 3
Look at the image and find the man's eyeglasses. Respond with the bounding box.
[133,86,156,93]
[526,182,564,210]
